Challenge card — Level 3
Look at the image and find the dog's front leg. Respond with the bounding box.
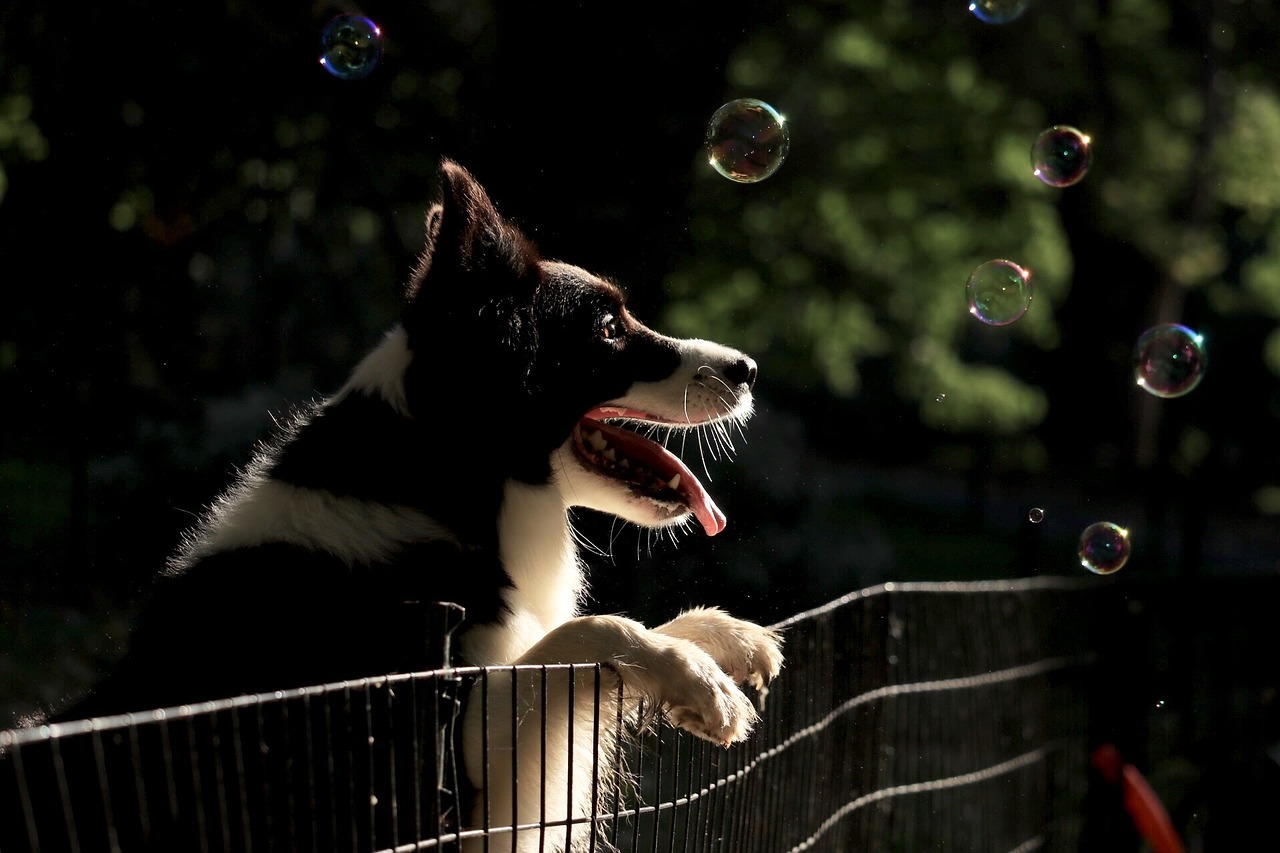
[463,660,618,853]
[462,614,765,853]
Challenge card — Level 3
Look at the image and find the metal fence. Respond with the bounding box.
[1,579,1095,852]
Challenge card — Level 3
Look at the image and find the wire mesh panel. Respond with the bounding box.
[1,579,1094,852]
[603,579,1093,853]
[0,670,469,853]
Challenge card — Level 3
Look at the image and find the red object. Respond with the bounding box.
[1090,743,1186,853]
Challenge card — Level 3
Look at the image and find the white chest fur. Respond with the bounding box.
[458,481,584,665]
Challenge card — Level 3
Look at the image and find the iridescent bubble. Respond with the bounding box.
[1031,125,1093,188]
[1028,507,1045,524]
[319,15,383,81]
[1134,323,1207,399]
[705,98,790,183]
[968,0,1031,24]
[966,259,1032,326]
[1078,521,1131,575]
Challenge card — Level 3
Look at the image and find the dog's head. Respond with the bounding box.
[401,159,755,536]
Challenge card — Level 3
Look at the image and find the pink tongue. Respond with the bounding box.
[588,414,727,536]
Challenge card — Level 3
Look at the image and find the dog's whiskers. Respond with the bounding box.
[715,415,737,456]
[568,513,608,560]
[701,403,732,463]
[607,516,628,564]
[704,372,738,400]
[693,417,713,481]
[697,415,717,463]
[637,525,654,561]
[705,400,737,456]
[710,380,752,460]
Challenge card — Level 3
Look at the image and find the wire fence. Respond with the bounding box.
[1,578,1095,852]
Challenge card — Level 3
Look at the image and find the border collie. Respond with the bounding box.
[32,159,783,851]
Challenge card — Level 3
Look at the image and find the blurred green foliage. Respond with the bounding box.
[0,93,47,207]
[664,0,1280,445]
[665,1,1071,437]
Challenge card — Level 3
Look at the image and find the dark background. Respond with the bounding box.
[3,0,1279,845]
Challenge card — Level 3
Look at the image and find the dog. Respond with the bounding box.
[15,159,783,852]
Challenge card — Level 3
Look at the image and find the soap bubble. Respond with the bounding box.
[1031,125,1093,188]
[1134,323,1206,399]
[1078,521,1130,575]
[968,0,1031,24]
[705,98,790,183]
[320,15,383,81]
[1028,507,1045,524]
[966,259,1032,326]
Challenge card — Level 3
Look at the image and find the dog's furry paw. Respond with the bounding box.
[654,607,784,696]
[515,612,780,747]
[627,639,761,746]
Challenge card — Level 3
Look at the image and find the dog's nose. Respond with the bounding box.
[724,355,757,389]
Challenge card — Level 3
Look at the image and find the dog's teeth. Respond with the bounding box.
[587,430,608,451]
[603,448,616,461]
[667,474,681,490]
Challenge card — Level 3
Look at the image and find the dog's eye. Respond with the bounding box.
[600,315,622,341]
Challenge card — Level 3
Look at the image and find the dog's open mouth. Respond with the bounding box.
[571,405,728,536]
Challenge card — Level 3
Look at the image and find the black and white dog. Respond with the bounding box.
[42,159,783,851]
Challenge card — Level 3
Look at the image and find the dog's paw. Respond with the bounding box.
[513,613,774,747]
[654,607,784,695]
[641,641,760,746]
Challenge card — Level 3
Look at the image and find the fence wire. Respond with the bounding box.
[1,578,1095,852]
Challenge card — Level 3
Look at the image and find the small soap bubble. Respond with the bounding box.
[1028,507,1045,524]
[705,98,790,183]
[320,14,383,81]
[1078,521,1130,575]
[1134,323,1206,399]
[968,0,1031,24]
[966,259,1032,326]
[1031,125,1092,188]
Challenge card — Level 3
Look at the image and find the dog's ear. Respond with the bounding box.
[400,160,541,414]
[405,159,540,304]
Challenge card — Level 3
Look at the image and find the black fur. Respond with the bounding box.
[53,541,499,720]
